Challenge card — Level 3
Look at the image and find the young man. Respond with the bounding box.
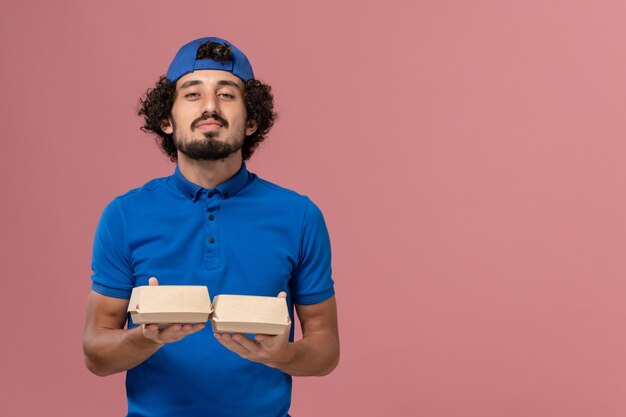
[83,37,339,417]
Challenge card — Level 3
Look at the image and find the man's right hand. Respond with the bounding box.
[141,277,206,345]
[83,276,206,376]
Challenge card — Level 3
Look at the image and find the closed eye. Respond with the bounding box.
[185,92,200,99]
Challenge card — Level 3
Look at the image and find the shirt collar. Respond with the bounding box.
[172,162,250,202]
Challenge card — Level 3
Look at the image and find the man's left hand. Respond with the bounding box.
[214,291,293,369]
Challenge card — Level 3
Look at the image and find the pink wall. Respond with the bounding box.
[2,1,626,416]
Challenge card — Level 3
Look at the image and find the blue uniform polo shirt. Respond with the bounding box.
[91,162,334,417]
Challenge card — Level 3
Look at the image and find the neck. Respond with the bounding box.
[177,151,243,189]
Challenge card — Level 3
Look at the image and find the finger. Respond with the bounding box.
[149,277,159,286]
[142,324,161,340]
[160,323,182,335]
[191,323,206,332]
[166,323,199,343]
[180,323,204,336]
[277,291,287,298]
[232,333,262,353]
[254,333,278,348]
[143,323,160,332]
[215,333,251,357]
[158,323,183,341]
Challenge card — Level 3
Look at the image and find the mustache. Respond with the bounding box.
[192,112,229,129]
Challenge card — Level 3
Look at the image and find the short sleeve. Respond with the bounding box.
[290,198,335,305]
[90,199,135,299]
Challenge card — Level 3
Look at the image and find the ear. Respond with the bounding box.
[160,118,173,135]
[245,119,258,136]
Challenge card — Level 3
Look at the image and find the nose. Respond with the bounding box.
[201,93,220,115]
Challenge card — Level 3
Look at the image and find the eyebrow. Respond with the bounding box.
[217,80,242,90]
[179,79,243,90]
[179,79,203,89]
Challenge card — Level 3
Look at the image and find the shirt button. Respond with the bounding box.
[223,193,230,199]
[208,192,214,198]
[208,237,215,244]
[209,215,215,221]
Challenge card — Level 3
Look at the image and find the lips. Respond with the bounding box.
[195,120,224,133]
[195,120,223,129]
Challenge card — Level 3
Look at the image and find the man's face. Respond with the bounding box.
[162,70,256,161]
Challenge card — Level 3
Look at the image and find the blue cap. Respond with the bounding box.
[166,37,254,83]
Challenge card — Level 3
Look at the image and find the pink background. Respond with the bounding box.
[2,1,626,416]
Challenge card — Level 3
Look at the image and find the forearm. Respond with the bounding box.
[215,296,340,375]
[83,326,162,377]
[272,332,340,377]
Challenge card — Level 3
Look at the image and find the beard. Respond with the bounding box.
[172,114,244,161]
[174,131,244,161]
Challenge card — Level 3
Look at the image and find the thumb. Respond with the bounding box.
[277,291,287,299]
[149,277,159,286]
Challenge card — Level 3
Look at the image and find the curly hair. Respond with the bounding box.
[138,42,277,162]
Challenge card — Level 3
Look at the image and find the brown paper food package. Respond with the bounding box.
[128,285,212,324]
[210,294,291,335]
[127,287,292,335]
